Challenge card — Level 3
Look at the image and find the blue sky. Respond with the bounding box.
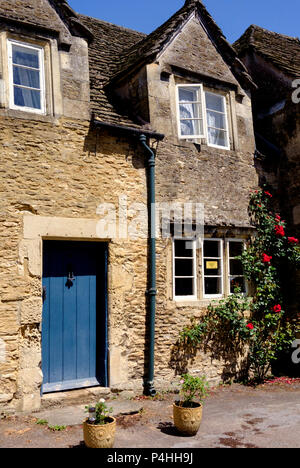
[68,0,299,44]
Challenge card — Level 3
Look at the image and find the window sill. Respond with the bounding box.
[207,143,230,151]
[0,108,58,124]
[175,137,232,152]
[173,295,253,308]
[173,298,222,308]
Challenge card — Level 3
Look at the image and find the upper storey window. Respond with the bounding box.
[176,84,230,150]
[177,84,206,139]
[8,40,45,114]
[205,92,229,149]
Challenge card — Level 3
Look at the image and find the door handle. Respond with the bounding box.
[42,286,47,302]
[66,267,75,288]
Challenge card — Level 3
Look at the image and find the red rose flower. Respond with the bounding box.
[246,323,254,330]
[262,253,272,263]
[288,237,299,244]
[275,225,285,237]
[275,214,281,221]
[273,304,282,313]
[264,191,272,198]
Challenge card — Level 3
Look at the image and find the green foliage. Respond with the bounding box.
[85,399,113,425]
[36,419,48,426]
[179,189,300,382]
[179,374,209,406]
[48,425,66,431]
[180,287,251,346]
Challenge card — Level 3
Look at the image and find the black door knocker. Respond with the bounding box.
[66,265,75,288]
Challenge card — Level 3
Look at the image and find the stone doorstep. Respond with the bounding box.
[40,386,112,410]
[32,400,144,428]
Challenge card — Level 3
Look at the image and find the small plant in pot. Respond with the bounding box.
[173,374,209,436]
[83,399,116,448]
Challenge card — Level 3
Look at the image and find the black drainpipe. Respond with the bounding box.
[92,120,163,397]
[139,134,157,397]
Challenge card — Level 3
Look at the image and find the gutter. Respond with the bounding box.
[92,119,164,141]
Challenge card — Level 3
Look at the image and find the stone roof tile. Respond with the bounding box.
[234,25,300,78]
[108,0,256,91]
[0,0,92,44]
[79,15,147,128]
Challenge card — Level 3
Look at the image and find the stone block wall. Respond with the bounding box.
[0,116,150,411]
[142,13,259,388]
[0,4,261,412]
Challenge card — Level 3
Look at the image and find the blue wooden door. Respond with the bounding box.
[42,241,108,393]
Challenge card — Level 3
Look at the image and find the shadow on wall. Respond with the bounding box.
[168,329,250,383]
[83,121,146,170]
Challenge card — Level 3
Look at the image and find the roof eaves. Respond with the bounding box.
[93,118,165,140]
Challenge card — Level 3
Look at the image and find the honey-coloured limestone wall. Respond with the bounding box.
[142,13,259,388]
[0,116,150,412]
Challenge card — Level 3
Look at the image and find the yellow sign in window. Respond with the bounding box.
[206,261,218,269]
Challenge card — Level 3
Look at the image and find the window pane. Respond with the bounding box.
[179,88,198,103]
[12,45,39,68]
[175,240,193,258]
[175,278,194,296]
[230,276,246,294]
[14,86,41,109]
[13,66,40,89]
[204,277,222,295]
[207,110,226,130]
[229,242,243,257]
[207,128,227,147]
[205,93,224,112]
[175,259,193,277]
[204,259,221,276]
[204,241,219,258]
[229,259,243,276]
[180,119,203,136]
[180,102,202,120]
[178,87,203,137]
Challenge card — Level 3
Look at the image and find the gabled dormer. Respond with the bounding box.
[95,0,256,152]
[0,0,93,120]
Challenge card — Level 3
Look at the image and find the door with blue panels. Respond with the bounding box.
[42,241,108,393]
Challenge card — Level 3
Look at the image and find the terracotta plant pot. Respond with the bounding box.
[83,417,116,448]
[173,402,203,436]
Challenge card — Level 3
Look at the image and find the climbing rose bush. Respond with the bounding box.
[237,189,300,380]
[180,189,300,382]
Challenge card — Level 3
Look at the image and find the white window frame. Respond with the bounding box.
[226,239,248,295]
[202,238,224,299]
[176,84,206,140]
[7,39,46,114]
[176,84,230,150]
[172,238,197,301]
[204,91,230,150]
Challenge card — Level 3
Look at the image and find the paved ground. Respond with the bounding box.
[1,380,300,448]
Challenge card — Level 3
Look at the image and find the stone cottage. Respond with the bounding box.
[0,0,259,412]
[234,26,300,316]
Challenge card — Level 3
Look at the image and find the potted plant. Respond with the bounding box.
[83,398,116,448]
[173,374,209,436]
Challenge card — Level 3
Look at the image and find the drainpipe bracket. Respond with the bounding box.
[146,288,157,297]
[143,379,156,397]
